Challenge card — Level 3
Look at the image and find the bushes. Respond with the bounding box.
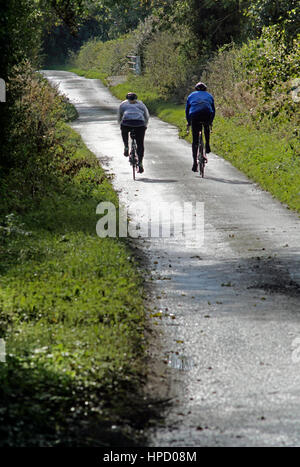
[0,0,41,81]
[73,34,136,75]
[0,61,78,213]
[238,27,300,126]
[201,45,256,120]
[202,29,300,144]
[239,27,300,94]
[247,0,300,40]
[143,30,190,100]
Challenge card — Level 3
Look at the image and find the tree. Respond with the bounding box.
[0,0,41,80]
[247,0,300,40]
[0,0,90,169]
[151,0,248,56]
[39,0,89,35]
[0,0,91,79]
[41,0,153,65]
[247,0,300,43]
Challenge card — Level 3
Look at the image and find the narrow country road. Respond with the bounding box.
[44,71,300,447]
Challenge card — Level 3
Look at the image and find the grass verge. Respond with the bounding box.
[61,67,300,213]
[0,122,151,446]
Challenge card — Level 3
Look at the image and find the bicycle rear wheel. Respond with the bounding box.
[129,151,136,180]
[199,138,205,178]
[129,131,137,181]
[199,159,205,178]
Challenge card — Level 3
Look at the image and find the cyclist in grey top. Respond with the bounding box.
[118,92,149,173]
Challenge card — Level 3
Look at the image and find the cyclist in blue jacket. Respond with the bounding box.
[186,82,215,172]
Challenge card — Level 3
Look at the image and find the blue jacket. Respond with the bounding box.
[186,90,215,124]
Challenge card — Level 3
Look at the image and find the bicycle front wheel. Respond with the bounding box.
[129,148,136,181]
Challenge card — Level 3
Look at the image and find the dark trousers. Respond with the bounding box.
[191,112,211,161]
[121,125,146,162]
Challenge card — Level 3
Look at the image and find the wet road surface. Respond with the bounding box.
[44,71,300,446]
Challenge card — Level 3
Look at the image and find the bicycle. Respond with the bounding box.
[129,130,139,180]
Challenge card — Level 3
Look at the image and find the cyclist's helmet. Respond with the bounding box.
[195,82,207,91]
[126,92,138,101]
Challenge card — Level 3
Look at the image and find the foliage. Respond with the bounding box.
[62,0,300,137]
[0,62,79,212]
[70,25,195,102]
[247,0,300,40]
[131,15,158,67]
[239,27,300,96]
[0,0,41,80]
[201,44,253,117]
[201,29,300,134]
[42,13,110,66]
[96,0,152,38]
[42,0,153,65]
[151,0,248,55]
[143,30,191,99]
[73,35,136,75]
[39,0,89,35]
[0,0,91,79]
[0,0,90,182]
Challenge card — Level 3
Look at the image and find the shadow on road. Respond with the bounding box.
[138,178,178,184]
[205,176,251,185]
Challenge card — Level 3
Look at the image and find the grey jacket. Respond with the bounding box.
[118,100,150,127]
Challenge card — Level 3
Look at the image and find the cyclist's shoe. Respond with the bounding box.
[192,162,198,172]
[205,144,211,154]
[138,163,144,174]
[124,147,129,157]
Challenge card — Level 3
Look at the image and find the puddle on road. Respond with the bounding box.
[168,354,194,371]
